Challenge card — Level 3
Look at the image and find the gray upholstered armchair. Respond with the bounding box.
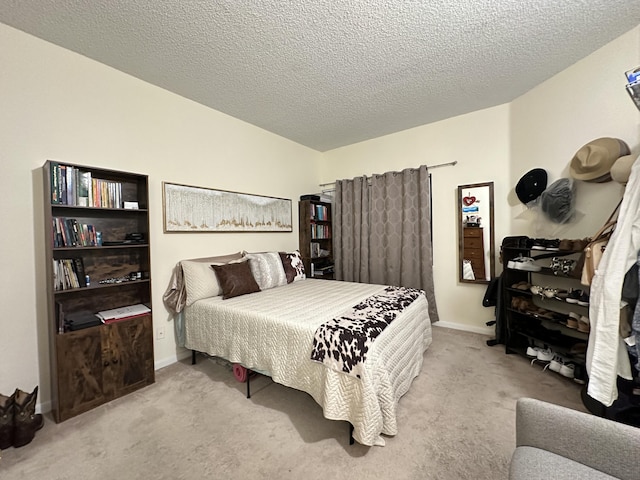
[510,398,640,480]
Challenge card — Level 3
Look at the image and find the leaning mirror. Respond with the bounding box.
[458,182,495,284]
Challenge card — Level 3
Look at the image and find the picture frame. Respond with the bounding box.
[162,182,292,233]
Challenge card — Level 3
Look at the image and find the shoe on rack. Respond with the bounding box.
[577,291,590,307]
[558,239,574,251]
[554,290,570,300]
[561,259,577,276]
[530,238,547,250]
[548,355,565,373]
[511,281,530,290]
[526,346,540,357]
[536,347,554,362]
[566,289,582,304]
[566,312,580,329]
[507,255,522,269]
[511,297,522,310]
[577,315,590,333]
[559,363,576,379]
[542,287,560,298]
[544,239,560,251]
[530,285,543,295]
[510,257,542,272]
[537,310,559,321]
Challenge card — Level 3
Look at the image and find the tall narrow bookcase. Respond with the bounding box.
[298,199,334,279]
[43,160,154,422]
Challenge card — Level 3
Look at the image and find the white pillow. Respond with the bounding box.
[182,256,246,306]
[244,252,287,291]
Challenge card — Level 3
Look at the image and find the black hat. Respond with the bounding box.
[515,168,547,204]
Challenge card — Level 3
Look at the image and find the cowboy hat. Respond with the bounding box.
[515,168,547,204]
[569,137,630,182]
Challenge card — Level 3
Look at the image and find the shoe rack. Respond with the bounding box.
[501,237,589,384]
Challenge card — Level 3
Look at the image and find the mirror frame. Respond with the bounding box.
[457,182,495,284]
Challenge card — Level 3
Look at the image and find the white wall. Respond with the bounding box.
[0,24,322,408]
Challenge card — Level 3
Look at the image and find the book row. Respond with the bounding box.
[53,258,87,291]
[310,203,329,221]
[50,163,124,208]
[52,217,100,248]
[311,224,331,239]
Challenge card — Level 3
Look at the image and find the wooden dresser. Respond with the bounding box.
[463,227,486,280]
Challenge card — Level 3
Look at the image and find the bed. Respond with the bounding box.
[165,251,432,446]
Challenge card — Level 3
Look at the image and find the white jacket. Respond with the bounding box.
[586,158,640,406]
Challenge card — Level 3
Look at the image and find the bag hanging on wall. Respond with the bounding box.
[580,199,622,286]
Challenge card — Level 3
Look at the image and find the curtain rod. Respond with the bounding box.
[318,160,457,188]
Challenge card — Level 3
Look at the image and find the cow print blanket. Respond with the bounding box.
[310,286,423,379]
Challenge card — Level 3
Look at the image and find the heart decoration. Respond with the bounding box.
[462,196,476,206]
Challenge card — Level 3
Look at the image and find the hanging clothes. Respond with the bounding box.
[632,256,640,370]
[586,162,640,406]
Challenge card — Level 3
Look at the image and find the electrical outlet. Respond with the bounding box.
[156,327,165,340]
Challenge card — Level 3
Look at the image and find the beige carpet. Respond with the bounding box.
[0,326,584,479]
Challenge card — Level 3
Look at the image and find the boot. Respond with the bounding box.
[13,386,44,448]
[0,391,15,449]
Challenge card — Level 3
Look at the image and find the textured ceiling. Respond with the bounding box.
[1,1,639,151]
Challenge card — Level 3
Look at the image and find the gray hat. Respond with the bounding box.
[540,178,574,223]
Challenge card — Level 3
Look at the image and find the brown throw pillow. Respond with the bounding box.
[212,261,261,299]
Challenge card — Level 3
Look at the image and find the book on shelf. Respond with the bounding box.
[53,258,87,291]
[77,170,92,207]
[50,162,60,204]
[53,217,98,247]
[310,224,331,239]
[49,163,124,208]
[72,258,86,287]
[66,165,75,206]
[60,165,67,204]
[96,303,151,323]
[310,242,320,258]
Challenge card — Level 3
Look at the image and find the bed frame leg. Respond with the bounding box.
[191,350,196,365]
[349,423,354,445]
[246,370,251,399]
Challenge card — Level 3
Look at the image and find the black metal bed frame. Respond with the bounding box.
[191,349,355,444]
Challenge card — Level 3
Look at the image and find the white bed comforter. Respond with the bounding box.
[184,279,432,446]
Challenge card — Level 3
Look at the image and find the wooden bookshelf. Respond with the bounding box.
[298,199,334,280]
[43,160,154,422]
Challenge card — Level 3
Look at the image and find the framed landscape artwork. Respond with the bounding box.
[162,182,292,233]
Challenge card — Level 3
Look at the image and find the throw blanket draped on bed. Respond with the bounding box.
[311,286,423,378]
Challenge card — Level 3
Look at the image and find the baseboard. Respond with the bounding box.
[154,349,191,371]
[37,400,52,415]
[433,320,493,336]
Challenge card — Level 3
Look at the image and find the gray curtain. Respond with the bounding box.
[334,165,439,323]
